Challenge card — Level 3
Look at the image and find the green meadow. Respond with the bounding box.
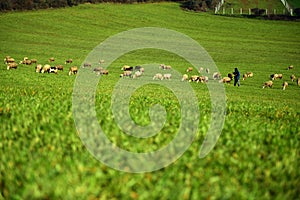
[1,2,300,199]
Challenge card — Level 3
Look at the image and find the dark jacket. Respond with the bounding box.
[233,68,240,80]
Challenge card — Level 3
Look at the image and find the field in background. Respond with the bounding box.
[1,3,300,199]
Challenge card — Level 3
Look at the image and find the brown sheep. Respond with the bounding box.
[297,78,300,86]
[69,66,78,75]
[65,59,73,64]
[282,81,288,90]
[186,67,193,72]
[31,59,37,64]
[55,65,64,71]
[20,59,32,65]
[48,57,55,62]
[7,62,18,70]
[242,73,247,80]
[246,72,253,78]
[83,62,92,68]
[287,65,293,70]
[263,81,273,89]
[290,74,296,82]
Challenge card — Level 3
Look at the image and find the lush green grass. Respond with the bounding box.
[1,2,300,199]
[288,0,300,8]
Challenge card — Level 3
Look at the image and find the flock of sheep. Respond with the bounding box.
[4,55,299,90]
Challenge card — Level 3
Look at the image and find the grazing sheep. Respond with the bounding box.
[133,71,143,79]
[100,69,108,75]
[31,59,37,64]
[55,65,64,71]
[138,67,145,73]
[290,74,296,82]
[282,81,288,90]
[205,68,210,74]
[41,64,51,73]
[159,64,171,70]
[4,57,15,64]
[287,65,293,70]
[246,72,253,78]
[199,76,209,83]
[270,73,283,80]
[120,70,132,78]
[153,73,163,80]
[65,59,73,64]
[262,81,273,89]
[19,59,32,65]
[83,62,92,68]
[49,66,58,74]
[228,73,233,80]
[49,57,55,62]
[94,67,108,76]
[297,78,300,86]
[186,67,193,72]
[35,64,42,73]
[189,75,200,83]
[68,66,78,76]
[181,74,188,82]
[99,59,105,64]
[7,62,18,70]
[219,77,232,84]
[121,65,133,71]
[163,73,172,80]
[242,73,247,80]
[212,72,221,80]
[198,67,204,73]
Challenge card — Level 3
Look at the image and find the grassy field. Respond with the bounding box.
[1,2,300,199]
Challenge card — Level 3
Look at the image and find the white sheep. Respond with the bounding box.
[120,70,132,78]
[290,74,296,82]
[133,71,143,79]
[282,81,288,90]
[219,77,231,84]
[198,67,204,73]
[35,64,42,73]
[7,62,18,70]
[41,64,51,73]
[163,73,172,80]
[153,73,163,80]
[205,68,210,74]
[212,72,221,80]
[181,74,188,81]
[189,75,200,83]
[263,80,273,89]
[159,64,171,70]
[297,78,300,86]
[65,59,73,64]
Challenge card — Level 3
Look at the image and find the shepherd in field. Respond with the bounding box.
[233,67,240,87]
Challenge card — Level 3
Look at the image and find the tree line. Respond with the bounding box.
[0,0,182,11]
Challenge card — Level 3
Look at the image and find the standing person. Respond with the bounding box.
[233,68,240,87]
